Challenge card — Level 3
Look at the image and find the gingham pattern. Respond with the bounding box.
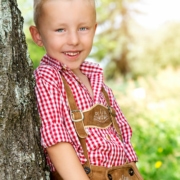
[34,54,138,171]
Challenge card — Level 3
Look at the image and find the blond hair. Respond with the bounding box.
[33,0,96,27]
[33,0,47,27]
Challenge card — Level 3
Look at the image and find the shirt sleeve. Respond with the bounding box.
[106,87,138,163]
[35,70,72,148]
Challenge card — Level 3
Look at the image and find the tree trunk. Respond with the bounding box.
[0,0,47,179]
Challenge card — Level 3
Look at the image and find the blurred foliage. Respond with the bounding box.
[26,38,45,68]
[129,22,180,80]
[93,0,141,79]
[93,0,180,79]
[108,68,180,179]
[17,0,45,69]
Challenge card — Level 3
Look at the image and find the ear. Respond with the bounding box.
[95,23,97,30]
[94,23,97,34]
[29,26,44,47]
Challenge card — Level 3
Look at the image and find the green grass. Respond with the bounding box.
[106,67,180,180]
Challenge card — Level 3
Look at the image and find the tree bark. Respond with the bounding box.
[0,0,47,179]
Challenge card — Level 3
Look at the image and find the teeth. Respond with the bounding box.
[65,52,80,56]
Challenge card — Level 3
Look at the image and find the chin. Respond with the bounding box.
[68,63,82,70]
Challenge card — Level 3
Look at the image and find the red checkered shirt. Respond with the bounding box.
[34,54,138,171]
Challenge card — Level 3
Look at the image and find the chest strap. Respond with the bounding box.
[62,76,122,139]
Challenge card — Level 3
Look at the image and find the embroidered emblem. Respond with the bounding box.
[93,109,109,123]
[119,175,130,180]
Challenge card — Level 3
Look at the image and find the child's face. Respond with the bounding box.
[30,0,97,71]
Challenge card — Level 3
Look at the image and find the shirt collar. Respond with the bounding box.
[40,54,64,71]
[40,54,103,78]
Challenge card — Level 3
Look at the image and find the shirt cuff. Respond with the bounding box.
[41,122,72,148]
[124,142,138,162]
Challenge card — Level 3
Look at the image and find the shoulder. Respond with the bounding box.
[103,83,113,94]
[102,83,115,104]
[34,64,59,78]
[34,64,62,88]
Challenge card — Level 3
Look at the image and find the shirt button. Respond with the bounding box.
[84,167,91,174]
[108,174,112,180]
[129,168,134,176]
[62,65,67,70]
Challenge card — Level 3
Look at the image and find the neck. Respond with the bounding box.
[72,69,83,78]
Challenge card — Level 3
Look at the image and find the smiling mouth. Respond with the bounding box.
[64,51,80,56]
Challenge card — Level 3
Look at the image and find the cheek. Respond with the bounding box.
[45,38,61,48]
[83,36,94,47]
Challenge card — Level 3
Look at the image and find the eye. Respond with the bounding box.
[79,27,88,31]
[56,29,65,33]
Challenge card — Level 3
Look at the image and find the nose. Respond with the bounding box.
[67,31,79,46]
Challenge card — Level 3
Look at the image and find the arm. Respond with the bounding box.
[47,142,89,180]
[105,87,138,162]
[114,99,138,162]
[35,68,88,179]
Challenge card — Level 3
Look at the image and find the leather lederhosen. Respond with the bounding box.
[50,76,143,180]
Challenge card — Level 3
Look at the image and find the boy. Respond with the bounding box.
[29,0,141,179]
